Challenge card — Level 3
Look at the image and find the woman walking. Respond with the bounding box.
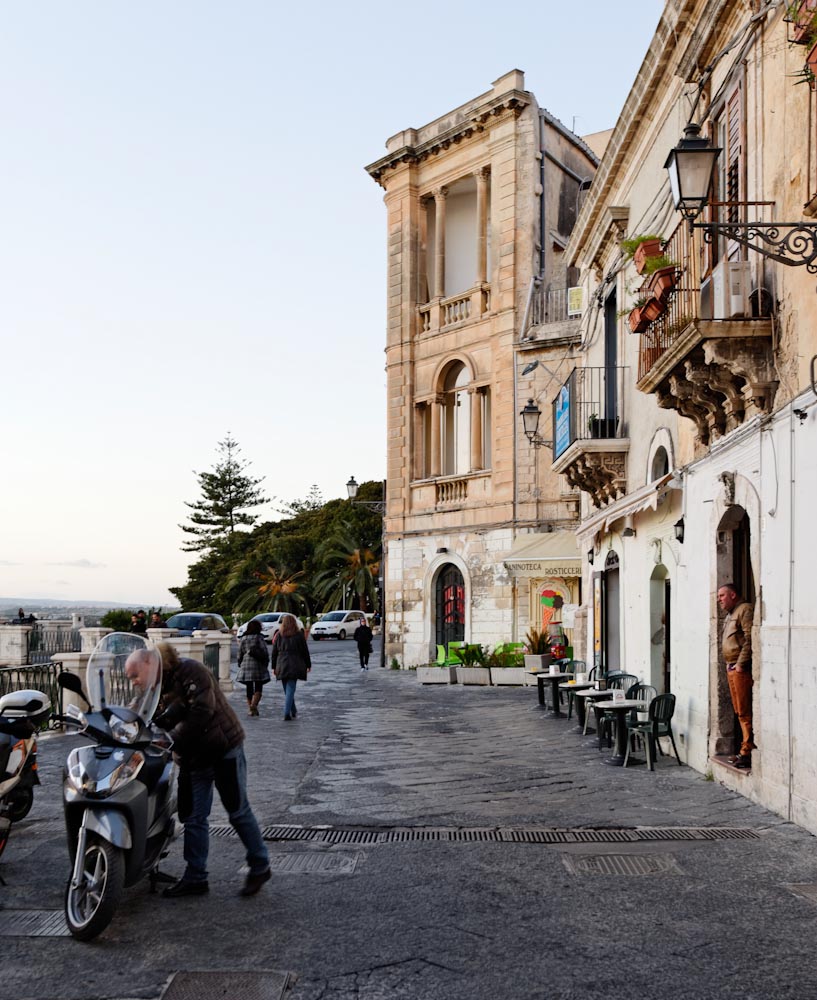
[354,618,374,670]
[236,619,271,716]
[271,614,311,721]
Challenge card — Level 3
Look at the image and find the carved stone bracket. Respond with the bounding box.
[562,452,627,508]
[702,338,778,419]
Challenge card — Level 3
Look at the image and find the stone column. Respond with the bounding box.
[430,395,443,478]
[171,636,207,663]
[470,388,483,472]
[0,626,32,666]
[475,167,489,285]
[433,187,447,298]
[215,633,234,691]
[52,652,91,714]
[147,628,179,644]
[79,627,113,652]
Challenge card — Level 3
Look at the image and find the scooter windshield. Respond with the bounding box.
[86,633,162,722]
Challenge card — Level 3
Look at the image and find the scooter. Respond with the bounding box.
[57,632,178,940]
[0,688,50,867]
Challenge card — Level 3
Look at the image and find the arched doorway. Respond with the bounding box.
[649,564,670,693]
[435,564,465,648]
[715,505,755,755]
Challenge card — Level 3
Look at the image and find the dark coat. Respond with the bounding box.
[236,634,271,684]
[271,632,311,682]
[157,656,244,769]
[354,623,373,652]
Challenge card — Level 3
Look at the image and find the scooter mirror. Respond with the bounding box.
[58,672,91,707]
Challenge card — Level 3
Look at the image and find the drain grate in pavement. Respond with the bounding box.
[785,884,817,905]
[562,853,683,876]
[269,851,359,874]
[161,971,290,1000]
[0,909,70,937]
[209,823,761,845]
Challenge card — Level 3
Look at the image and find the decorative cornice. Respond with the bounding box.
[366,90,530,187]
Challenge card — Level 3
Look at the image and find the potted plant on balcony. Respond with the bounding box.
[644,255,678,304]
[626,296,651,333]
[487,646,526,686]
[787,0,817,43]
[453,643,491,685]
[523,628,551,675]
[587,413,619,438]
[621,234,664,275]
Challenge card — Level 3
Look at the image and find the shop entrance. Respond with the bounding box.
[435,564,465,649]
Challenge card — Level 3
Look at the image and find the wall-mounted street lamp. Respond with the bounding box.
[519,398,553,449]
[346,476,386,514]
[587,548,595,566]
[665,122,817,271]
[674,517,685,544]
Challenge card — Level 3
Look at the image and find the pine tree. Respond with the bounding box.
[180,434,267,553]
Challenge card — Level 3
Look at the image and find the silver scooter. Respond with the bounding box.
[57,632,177,940]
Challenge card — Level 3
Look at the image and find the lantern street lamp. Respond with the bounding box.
[664,123,721,226]
[519,398,552,449]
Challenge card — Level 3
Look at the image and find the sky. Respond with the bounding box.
[0,1,663,607]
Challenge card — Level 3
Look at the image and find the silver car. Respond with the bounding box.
[236,612,304,643]
[310,610,367,641]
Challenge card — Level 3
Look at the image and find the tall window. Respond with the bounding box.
[443,362,471,475]
[435,564,465,647]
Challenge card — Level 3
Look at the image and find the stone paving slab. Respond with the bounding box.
[1,638,815,1000]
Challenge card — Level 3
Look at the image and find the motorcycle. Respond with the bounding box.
[0,688,50,868]
[57,632,177,940]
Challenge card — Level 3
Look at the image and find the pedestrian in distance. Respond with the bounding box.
[271,613,311,721]
[130,612,147,635]
[150,611,167,628]
[354,618,374,670]
[236,619,271,717]
[717,583,755,769]
[153,641,271,898]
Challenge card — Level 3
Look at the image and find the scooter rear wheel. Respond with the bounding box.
[7,787,34,823]
[65,834,125,941]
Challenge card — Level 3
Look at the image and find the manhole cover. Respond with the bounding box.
[0,909,70,937]
[161,970,290,1000]
[269,852,359,875]
[561,853,683,876]
[785,884,817,905]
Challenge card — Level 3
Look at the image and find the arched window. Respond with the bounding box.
[435,564,465,647]
[443,362,471,475]
[651,446,669,481]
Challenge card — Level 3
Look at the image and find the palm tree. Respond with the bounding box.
[314,524,380,612]
[231,562,309,615]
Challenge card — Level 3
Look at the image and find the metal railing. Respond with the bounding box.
[552,366,629,460]
[528,284,577,328]
[638,203,774,380]
[27,627,82,665]
[203,643,220,683]
[0,662,64,730]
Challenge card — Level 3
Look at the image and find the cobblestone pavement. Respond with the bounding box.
[2,637,817,1000]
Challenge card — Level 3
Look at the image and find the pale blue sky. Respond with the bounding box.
[0,1,662,606]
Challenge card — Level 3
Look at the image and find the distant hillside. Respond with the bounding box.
[0,597,179,618]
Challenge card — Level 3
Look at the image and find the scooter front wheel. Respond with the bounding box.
[7,787,34,823]
[65,834,125,941]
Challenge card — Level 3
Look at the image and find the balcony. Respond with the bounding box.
[521,281,582,344]
[550,366,630,508]
[636,205,776,446]
[410,471,492,512]
[418,284,491,335]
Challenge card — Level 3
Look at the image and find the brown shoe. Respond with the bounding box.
[240,867,271,897]
[734,754,752,769]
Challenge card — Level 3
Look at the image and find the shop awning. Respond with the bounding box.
[579,473,677,537]
[503,531,581,578]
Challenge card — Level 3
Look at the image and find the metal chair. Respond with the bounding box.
[624,693,682,770]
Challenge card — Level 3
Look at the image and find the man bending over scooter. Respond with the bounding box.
[144,643,271,898]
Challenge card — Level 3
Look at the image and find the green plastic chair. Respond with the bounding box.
[447,641,465,664]
[436,644,447,666]
[624,693,682,770]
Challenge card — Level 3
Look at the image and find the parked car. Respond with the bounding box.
[236,612,304,643]
[164,612,231,637]
[311,610,367,641]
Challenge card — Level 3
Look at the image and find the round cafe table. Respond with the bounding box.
[592,699,647,766]
[537,672,572,718]
[573,687,618,735]
[558,681,595,733]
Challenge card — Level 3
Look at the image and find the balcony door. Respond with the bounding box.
[435,564,465,648]
[604,291,618,424]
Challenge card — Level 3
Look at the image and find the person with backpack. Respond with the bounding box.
[236,619,271,716]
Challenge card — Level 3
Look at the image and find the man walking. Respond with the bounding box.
[154,642,271,897]
[717,583,755,769]
[354,617,374,670]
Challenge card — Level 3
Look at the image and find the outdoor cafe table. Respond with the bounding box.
[558,681,595,732]
[573,688,615,735]
[526,671,572,717]
[592,699,647,767]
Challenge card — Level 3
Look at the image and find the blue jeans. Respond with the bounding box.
[280,678,297,718]
[182,746,269,883]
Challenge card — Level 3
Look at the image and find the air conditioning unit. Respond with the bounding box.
[711,261,752,319]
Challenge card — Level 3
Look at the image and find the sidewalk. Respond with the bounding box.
[2,636,816,1000]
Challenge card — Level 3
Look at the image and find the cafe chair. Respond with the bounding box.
[596,673,639,750]
[447,641,465,665]
[564,661,588,720]
[622,683,657,755]
[624,693,681,770]
[436,645,447,666]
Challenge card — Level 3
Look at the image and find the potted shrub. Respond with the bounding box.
[487,647,526,686]
[621,234,664,275]
[416,662,458,684]
[454,643,491,685]
[788,0,817,43]
[627,298,650,333]
[588,414,618,438]
[644,255,678,304]
[523,628,551,675]
[642,295,665,323]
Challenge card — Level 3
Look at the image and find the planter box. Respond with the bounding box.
[490,666,527,686]
[524,653,551,671]
[628,306,649,333]
[634,239,663,274]
[647,265,677,304]
[456,666,492,686]
[416,666,457,684]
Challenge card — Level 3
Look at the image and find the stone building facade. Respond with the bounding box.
[366,70,600,666]
[563,0,817,832]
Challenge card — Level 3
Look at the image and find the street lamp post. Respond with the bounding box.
[346,476,386,669]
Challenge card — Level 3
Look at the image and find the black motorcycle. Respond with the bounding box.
[0,688,50,866]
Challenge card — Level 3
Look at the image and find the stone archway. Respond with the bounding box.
[649,564,670,693]
[434,563,466,649]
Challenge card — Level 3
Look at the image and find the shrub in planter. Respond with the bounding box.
[621,234,664,275]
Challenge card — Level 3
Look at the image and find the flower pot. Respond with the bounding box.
[490,666,527,686]
[633,239,663,275]
[456,665,492,686]
[647,266,677,305]
[524,653,551,672]
[792,0,817,42]
[588,417,618,439]
[807,40,817,78]
[417,665,457,684]
[642,296,665,323]
[628,306,649,333]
